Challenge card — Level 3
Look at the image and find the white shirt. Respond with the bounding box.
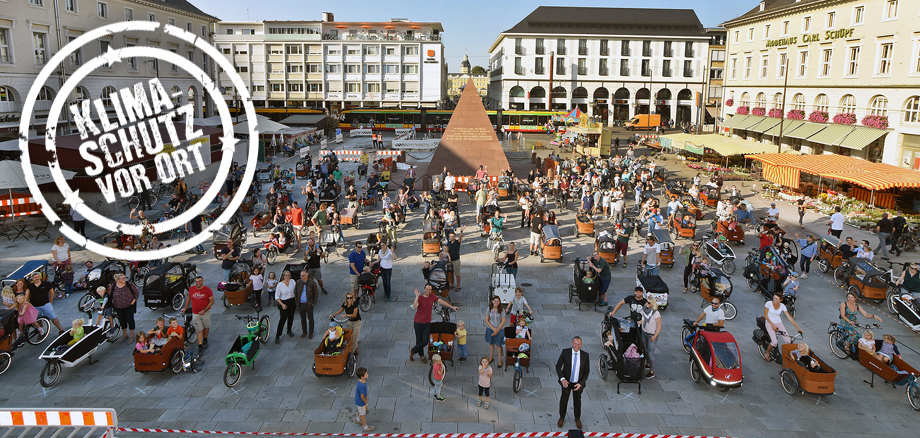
[765,302,787,324]
[570,350,581,383]
[668,200,682,214]
[379,247,395,269]
[830,212,845,230]
[51,243,70,262]
[250,274,264,290]
[644,243,661,266]
[767,207,780,218]
[444,175,456,191]
[703,306,725,325]
[275,279,296,301]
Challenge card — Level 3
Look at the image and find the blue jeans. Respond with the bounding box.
[457,343,467,359]
[506,266,518,277]
[646,264,660,276]
[223,268,231,282]
[432,379,443,398]
[381,268,393,299]
[412,322,431,356]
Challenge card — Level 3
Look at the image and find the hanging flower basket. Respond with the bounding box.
[808,111,829,123]
[833,113,856,125]
[752,107,766,116]
[768,108,784,119]
[861,115,889,130]
[736,106,750,115]
[725,99,734,107]
[786,109,805,120]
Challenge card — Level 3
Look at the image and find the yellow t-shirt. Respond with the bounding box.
[456,328,467,345]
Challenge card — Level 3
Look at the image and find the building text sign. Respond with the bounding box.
[766,28,855,48]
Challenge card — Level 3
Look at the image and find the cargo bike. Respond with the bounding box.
[224,313,271,387]
[598,315,647,393]
[38,324,111,387]
[503,325,532,393]
[313,317,357,378]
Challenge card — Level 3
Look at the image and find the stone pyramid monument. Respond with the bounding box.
[427,77,510,177]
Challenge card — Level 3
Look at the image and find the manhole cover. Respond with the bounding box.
[520,283,533,287]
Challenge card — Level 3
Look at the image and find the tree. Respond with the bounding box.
[471,66,487,75]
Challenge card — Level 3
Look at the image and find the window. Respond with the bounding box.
[711,50,725,61]
[515,57,523,75]
[747,28,754,42]
[620,59,629,76]
[578,39,587,56]
[600,39,609,56]
[287,64,303,73]
[797,51,808,77]
[685,41,694,58]
[33,32,47,65]
[307,83,322,93]
[169,48,177,71]
[641,59,650,76]
[683,60,692,77]
[870,95,888,116]
[885,1,898,20]
[384,46,396,56]
[760,55,768,78]
[101,86,116,107]
[662,59,671,76]
[730,57,737,79]
[384,83,399,94]
[346,47,360,55]
[97,2,108,18]
[225,29,232,35]
[187,51,194,63]
[556,57,565,74]
[326,46,341,55]
[325,82,341,93]
[708,86,723,99]
[904,97,920,123]
[325,64,341,73]
[222,48,231,54]
[599,58,608,75]
[820,48,832,76]
[792,94,806,111]
[577,58,586,75]
[744,56,752,79]
[826,12,835,29]
[306,64,321,73]
[621,40,630,56]
[384,64,398,74]
[186,22,192,32]
[0,86,15,102]
[710,67,723,79]
[168,18,175,27]
[201,26,207,37]
[878,42,893,75]
[739,92,749,107]
[124,7,132,20]
[402,64,418,74]
[782,21,790,36]
[556,38,566,55]
[286,45,302,55]
[773,93,783,109]
[65,0,76,12]
[148,13,155,22]
[366,83,380,93]
[29,0,43,6]
[270,83,284,92]
[345,64,360,73]
[642,40,651,57]
[778,53,787,77]
[0,29,12,64]
[756,93,767,108]
[663,41,672,57]
[242,29,253,35]
[847,46,860,76]
[915,39,920,74]
[125,43,136,69]
[535,57,544,75]
[814,94,829,112]
[365,64,379,74]
[288,83,303,92]
[401,82,418,93]
[65,36,81,65]
[802,16,811,33]
[404,46,418,56]
[763,24,771,40]
[364,45,379,55]
[733,31,739,44]
[252,85,264,92]
[840,95,856,113]
[853,6,864,24]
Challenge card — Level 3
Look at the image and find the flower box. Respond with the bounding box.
[808,111,829,123]
[725,99,734,107]
[833,113,856,125]
[768,108,784,119]
[787,109,805,120]
[735,106,750,115]
[752,107,766,116]
[861,115,889,130]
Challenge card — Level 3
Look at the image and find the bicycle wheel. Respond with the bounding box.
[689,359,701,383]
[828,330,849,359]
[134,266,149,288]
[149,194,159,208]
[758,342,769,361]
[722,259,736,275]
[40,361,62,387]
[171,293,186,311]
[597,354,609,380]
[267,249,277,265]
[0,351,10,374]
[359,292,371,313]
[28,318,51,345]
[780,369,798,395]
[78,293,95,315]
[833,266,848,287]
[909,381,920,410]
[184,323,197,345]
[170,349,184,374]
[513,367,523,393]
[105,317,121,343]
[721,302,737,320]
[129,197,141,211]
[224,362,242,387]
[258,315,271,343]
[680,326,693,354]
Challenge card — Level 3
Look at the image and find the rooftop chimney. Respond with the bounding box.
[760,2,766,11]
[322,12,334,22]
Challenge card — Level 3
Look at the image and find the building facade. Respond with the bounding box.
[212,13,445,113]
[721,0,920,167]
[704,27,727,126]
[487,6,709,126]
[0,0,218,141]
[446,51,488,98]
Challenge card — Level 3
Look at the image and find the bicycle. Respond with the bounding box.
[827,321,880,360]
[224,312,271,387]
[680,318,721,354]
[77,294,121,343]
[755,328,803,364]
[123,193,159,212]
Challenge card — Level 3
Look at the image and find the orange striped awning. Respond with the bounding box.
[748,154,920,191]
[762,163,801,189]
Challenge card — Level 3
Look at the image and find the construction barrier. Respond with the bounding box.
[391,139,440,151]
[0,194,41,217]
[320,150,363,162]
[349,129,372,137]
[114,428,734,438]
[0,409,117,438]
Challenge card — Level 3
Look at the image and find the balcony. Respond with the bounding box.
[599,67,608,76]
[620,67,629,76]
[535,46,544,55]
[535,67,544,75]
[684,69,693,77]
[577,67,587,75]
[490,67,502,77]
[515,66,524,75]
[515,46,523,55]
[578,48,587,56]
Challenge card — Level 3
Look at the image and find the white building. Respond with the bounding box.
[721,0,920,167]
[487,6,709,125]
[212,13,445,113]
[0,0,218,142]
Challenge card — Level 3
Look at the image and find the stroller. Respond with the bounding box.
[636,272,669,311]
[704,234,737,275]
[568,258,600,310]
[598,316,647,393]
[427,260,453,302]
[319,225,340,259]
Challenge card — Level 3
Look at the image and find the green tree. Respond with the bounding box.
[471,66,487,75]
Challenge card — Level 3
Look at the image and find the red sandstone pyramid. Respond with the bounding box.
[427,77,510,176]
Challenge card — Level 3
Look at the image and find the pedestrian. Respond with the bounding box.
[50,236,71,272]
[797,197,807,227]
[305,234,329,295]
[274,270,296,344]
[409,284,457,363]
[265,271,278,303]
[290,201,305,252]
[26,272,65,334]
[477,357,493,409]
[495,242,519,277]
[354,367,375,432]
[447,227,464,291]
[295,270,319,341]
[796,234,818,279]
[484,296,507,367]
[454,320,467,362]
[508,287,534,326]
[331,291,362,354]
[70,207,86,237]
[181,276,213,352]
[378,243,397,302]
[431,353,446,401]
[249,267,264,310]
[875,212,894,259]
[641,234,661,275]
[348,242,367,295]
[610,287,648,321]
[107,273,139,343]
[220,239,240,282]
[556,336,589,430]
[588,251,611,306]
[639,296,661,379]
[251,248,267,272]
[827,206,844,238]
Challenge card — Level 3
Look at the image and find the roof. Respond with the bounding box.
[493,6,705,49]
[723,0,826,27]
[279,114,329,126]
[137,0,219,21]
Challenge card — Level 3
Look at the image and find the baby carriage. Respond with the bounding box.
[595,232,619,265]
[598,316,647,393]
[489,262,516,305]
[568,258,600,310]
[427,260,453,301]
[497,176,512,199]
[539,224,563,262]
[575,213,595,238]
[704,234,737,275]
[686,324,743,389]
[319,225,340,259]
[312,322,355,377]
[38,325,109,387]
[504,325,532,393]
[421,218,443,258]
[218,262,257,308]
[636,272,669,311]
[427,321,456,366]
[671,208,697,240]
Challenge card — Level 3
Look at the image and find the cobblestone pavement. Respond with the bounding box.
[1,134,918,438]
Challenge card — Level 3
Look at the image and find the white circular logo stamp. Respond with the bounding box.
[18,21,258,261]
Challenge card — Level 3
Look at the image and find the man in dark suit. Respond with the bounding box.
[556,336,589,429]
[295,270,320,340]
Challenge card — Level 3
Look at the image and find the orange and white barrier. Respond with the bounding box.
[376,151,402,158]
[320,150,363,162]
[0,196,41,217]
[1,409,117,438]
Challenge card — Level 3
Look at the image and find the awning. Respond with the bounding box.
[736,115,766,130]
[279,114,329,126]
[806,124,855,145]
[763,119,804,137]
[749,118,783,134]
[748,153,920,191]
[720,115,748,129]
[836,126,888,151]
[785,121,826,140]
[661,134,776,156]
[705,106,718,118]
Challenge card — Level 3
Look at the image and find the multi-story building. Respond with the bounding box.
[704,27,727,127]
[212,13,445,114]
[446,51,488,98]
[0,0,218,141]
[487,6,709,125]
[721,0,920,167]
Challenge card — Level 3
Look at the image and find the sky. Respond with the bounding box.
[195,0,757,69]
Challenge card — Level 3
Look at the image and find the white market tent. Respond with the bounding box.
[232,114,290,135]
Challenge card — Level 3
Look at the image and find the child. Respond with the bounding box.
[431,354,446,401]
[858,330,876,355]
[604,332,617,350]
[789,342,820,371]
[783,273,799,297]
[15,294,41,336]
[93,286,115,328]
[135,332,154,354]
[265,271,278,303]
[66,319,85,346]
[454,320,467,362]
[249,267,264,310]
[60,265,74,299]
[2,286,14,310]
[354,367,375,432]
[582,268,597,284]
[477,357,493,409]
[508,287,534,326]
[514,318,531,340]
[166,317,185,341]
[147,317,168,348]
[877,333,899,364]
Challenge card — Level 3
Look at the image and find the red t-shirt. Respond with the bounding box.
[290,207,304,226]
[189,286,213,313]
[413,294,440,324]
[760,233,773,249]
